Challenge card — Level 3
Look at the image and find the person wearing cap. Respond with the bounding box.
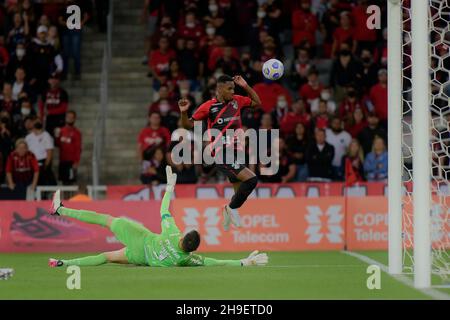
[368,68,388,128]
[29,24,63,96]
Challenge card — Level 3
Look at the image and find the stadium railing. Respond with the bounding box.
[92,0,113,200]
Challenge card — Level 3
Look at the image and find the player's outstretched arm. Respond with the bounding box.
[178,98,194,129]
[233,75,261,107]
[160,165,177,218]
[188,251,269,267]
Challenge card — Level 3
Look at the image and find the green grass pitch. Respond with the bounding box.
[0,251,448,299]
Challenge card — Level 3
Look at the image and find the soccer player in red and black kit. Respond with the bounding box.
[178,75,261,231]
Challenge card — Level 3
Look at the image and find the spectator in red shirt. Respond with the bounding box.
[0,83,18,114]
[149,84,176,114]
[345,108,368,138]
[215,46,240,76]
[137,111,171,162]
[5,138,39,199]
[291,0,318,47]
[351,0,377,53]
[279,99,311,137]
[55,110,81,185]
[369,69,388,126]
[311,99,332,131]
[299,69,324,105]
[332,12,355,58]
[148,36,176,89]
[253,79,292,113]
[38,74,68,137]
[338,85,368,126]
[290,46,313,90]
[178,11,204,42]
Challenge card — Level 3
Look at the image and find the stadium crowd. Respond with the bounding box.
[0,0,106,199]
[138,0,390,185]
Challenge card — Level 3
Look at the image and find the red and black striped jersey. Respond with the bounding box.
[191,95,252,152]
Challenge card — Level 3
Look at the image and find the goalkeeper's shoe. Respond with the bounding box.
[48,258,64,268]
[222,205,241,231]
[49,190,64,215]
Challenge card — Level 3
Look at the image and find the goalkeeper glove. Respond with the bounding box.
[240,250,268,266]
[165,166,177,192]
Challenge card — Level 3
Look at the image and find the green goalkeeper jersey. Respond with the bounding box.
[142,191,241,267]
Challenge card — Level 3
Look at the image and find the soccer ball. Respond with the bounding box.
[262,58,284,80]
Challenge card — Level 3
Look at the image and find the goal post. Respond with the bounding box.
[410,0,432,289]
[389,0,450,289]
[387,0,403,276]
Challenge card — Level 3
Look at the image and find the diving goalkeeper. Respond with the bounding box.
[48,166,268,268]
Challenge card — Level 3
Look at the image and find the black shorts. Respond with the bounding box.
[216,162,246,183]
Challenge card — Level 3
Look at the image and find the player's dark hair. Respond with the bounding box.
[217,74,233,84]
[181,230,200,252]
[67,110,77,118]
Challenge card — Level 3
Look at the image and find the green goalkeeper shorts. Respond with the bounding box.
[110,217,154,265]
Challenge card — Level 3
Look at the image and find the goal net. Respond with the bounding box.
[399,0,450,286]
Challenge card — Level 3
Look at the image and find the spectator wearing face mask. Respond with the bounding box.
[39,74,68,137]
[239,53,259,87]
[149,85,176,113]
[178,11,204,42]
[329,45,363,103]
[325,117,352,181]
[270,95,289,128]
[149,15,177,52]
[55,110,81,185]
[25,118,56,186]
[7,12,29,56]
[5,138,39,199]
[5,42,33,83]
[359,49,379,93]
[11,99,35,139]
[138,111,171,162]
[309,87,336,115]
[203,1,226,36]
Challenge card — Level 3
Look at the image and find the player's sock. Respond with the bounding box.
[61,253,108,266]
[229,176,258,209]
[58,207,109,227]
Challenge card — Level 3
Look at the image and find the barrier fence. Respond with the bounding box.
[1,196,447,253]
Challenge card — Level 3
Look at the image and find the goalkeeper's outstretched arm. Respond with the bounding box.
[160,166,177,219]
[187,251,269,267]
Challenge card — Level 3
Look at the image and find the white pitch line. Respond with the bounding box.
[342,251,450,300]
[263,264,364,268]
